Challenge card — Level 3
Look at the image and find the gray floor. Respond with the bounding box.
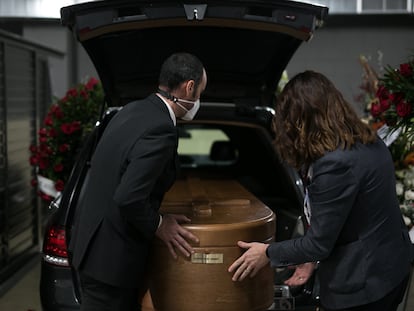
[0,256,42,311]
[0,256,413,311]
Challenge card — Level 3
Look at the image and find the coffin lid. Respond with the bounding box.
[158,178,276,246]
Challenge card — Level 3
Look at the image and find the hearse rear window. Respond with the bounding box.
[178,127,237,167]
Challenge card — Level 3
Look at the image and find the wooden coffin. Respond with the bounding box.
[148,176,276,311]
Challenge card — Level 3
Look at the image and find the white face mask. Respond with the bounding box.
[175,98,200,121]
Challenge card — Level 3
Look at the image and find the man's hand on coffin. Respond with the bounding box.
[155,214,199,259]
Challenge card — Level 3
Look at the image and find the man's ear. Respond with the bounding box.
[185,80,195,96]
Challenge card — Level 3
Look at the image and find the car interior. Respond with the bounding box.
[176,121,304,241]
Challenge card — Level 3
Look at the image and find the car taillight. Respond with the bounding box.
[43,225,69,267]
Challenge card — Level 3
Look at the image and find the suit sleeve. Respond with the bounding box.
[267,156,359,267]
[112,123,176,240]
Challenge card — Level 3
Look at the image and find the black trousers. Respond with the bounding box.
[79,273,142,311]
[323,274,410,311]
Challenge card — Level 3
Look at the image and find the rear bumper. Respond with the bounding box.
[39,261,80,311]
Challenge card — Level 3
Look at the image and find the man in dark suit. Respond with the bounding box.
[229,71,413,311]
[69,52,207,311]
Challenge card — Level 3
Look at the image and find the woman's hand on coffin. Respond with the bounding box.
[228,241,269,281]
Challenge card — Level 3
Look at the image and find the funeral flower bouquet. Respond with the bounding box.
[375,56,414,228]
[395,162,414,228]
[370,55,414,138]
[359,54,414,229]
[29,77,104,201]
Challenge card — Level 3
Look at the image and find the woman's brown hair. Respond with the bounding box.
[273,70,377,169]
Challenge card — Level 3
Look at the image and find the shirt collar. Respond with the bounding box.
[156,94,176,126]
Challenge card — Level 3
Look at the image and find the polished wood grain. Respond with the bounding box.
[146,176,276,311]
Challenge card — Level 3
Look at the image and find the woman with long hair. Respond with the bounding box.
[229,71,413,311]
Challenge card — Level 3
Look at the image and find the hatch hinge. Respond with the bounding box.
[184,4,207,21]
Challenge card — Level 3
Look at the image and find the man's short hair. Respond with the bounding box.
[159,52,204,91]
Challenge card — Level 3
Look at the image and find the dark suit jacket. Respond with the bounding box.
[267,138,413,309]
[69,94,178,288]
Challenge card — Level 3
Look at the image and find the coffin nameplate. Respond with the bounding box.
[191,253,224,264]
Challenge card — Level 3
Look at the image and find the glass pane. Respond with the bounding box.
[363,0,384,10]
[386,0,406,10]
[178,127,235,167]
[296,0,356,13]
[327,0,357,13]
[179,128,229,155]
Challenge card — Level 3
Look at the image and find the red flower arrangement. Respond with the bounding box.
[29,77,104,201]
[359,55,414,232]
[370,56,414,135]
